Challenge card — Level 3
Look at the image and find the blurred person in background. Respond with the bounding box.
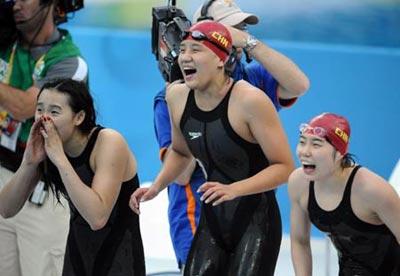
[0,0,88,275]
[289,112,400,276]
[152,0,309,270]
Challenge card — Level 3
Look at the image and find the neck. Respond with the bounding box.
[195,74,231,110]
[315,166,351,192]
[63,130,91,158]
[197,73,230,97]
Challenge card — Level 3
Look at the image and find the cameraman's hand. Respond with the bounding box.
[225,25,249,49]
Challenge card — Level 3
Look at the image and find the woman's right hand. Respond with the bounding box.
[23,118,46,165]
[129,186,159,215]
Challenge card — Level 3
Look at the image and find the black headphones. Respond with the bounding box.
[39,0,53,7]
[198,0,216,21]
[197,0,237,74]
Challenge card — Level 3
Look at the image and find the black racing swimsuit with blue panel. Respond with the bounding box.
[308,165,400,276]
[180,82,282,276]
[45,126,145,276]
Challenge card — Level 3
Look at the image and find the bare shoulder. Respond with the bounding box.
[353,167,398,203]
[234,80,271,101]
[232,80,275,113]
[166,82,189,104]
[288,168,309,199]
[165,82,190,123]
[95,128,129,153]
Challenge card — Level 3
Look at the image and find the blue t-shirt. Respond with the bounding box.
[153,61,286,266]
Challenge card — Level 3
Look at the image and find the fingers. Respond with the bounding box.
[40,116,55,133]
[203,189,221,204]
[212,195,228,206]
[39,127,48,139]
[199,182,223,204]
[129,194,140,215]
[197,182,215,193]
[129,188,151,215]
[199,182,234,206]
[30,118,44,136]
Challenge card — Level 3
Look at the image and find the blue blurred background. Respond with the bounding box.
[62,0,400,236]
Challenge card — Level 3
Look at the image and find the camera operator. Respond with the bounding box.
[150,0,310,271]
[0,0,87,275]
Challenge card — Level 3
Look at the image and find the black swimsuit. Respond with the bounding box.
[308,165,400,276]
[180,83,282,276]
[46,127,145,276]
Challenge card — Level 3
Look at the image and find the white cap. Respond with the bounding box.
[193,0,259,26]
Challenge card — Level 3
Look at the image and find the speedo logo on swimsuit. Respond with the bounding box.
[188,131,202,140]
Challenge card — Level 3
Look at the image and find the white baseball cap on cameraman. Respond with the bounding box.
[193,0,259,26]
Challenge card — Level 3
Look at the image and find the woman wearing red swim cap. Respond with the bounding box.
[130,21,294,275]
[289,112,400,276]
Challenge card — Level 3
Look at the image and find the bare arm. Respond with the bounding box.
[151,85,194,192]
[362,169,400,244]
[288,169,313,276]
[0,119,45,217]
[163,146,196,186]
[200,83,295,205]
[0,162,40,218]
[230,85,294,196]
[0,56,88,121]
[227,26,310,100]
[44,125,132,230]
[0,83,39,120]
[130,84,193,213]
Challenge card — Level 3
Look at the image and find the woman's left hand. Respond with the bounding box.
[40,116,66,165]
[198,182,238,206]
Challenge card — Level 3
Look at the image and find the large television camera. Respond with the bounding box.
[151,0,191,82]
[0,0,84,50]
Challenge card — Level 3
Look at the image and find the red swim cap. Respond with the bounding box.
[184,21,232,62]
[303,113,350,155]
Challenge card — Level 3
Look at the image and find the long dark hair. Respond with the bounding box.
[340,153,357,169]
[38,78,97,202]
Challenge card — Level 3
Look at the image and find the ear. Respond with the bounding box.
[333,149,344,165]
[217,58,225,69]
[74,110,86,126]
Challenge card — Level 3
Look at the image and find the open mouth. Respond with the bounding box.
[183,68,197,76]
[302,163,316,175]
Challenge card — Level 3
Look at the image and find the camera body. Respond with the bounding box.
[54,0,84,24]
[151,2,191,82]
